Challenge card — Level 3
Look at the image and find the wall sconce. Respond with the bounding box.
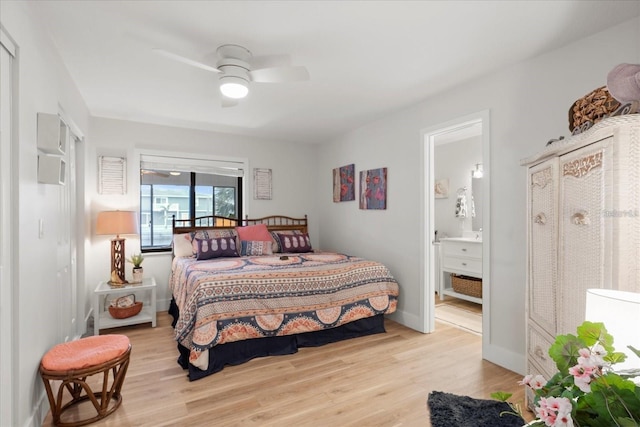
[586,289,640,371]
[472,163,483,179]
[96,210,138,284]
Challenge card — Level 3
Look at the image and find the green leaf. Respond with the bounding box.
[616,417,640,427]
[491,391,512,402]
[584,376,640,425]
[577,321,614,351]
[606,351,628,365]
[591,373,636,393]
[549,333,585,374]
[629,345,640,359]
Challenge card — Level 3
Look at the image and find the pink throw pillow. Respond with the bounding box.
[235,224,273,242]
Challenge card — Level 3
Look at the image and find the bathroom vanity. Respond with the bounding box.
[439,237,483,304]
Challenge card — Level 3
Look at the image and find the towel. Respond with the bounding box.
[471,195,476,218]
[455,194,467,218]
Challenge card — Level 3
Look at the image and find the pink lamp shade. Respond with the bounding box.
[585,289,640,372]
[96,210,138,238]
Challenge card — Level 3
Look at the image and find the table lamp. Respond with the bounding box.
[96,210,138,284]
[585,288,640,372]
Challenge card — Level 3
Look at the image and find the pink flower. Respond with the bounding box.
[536,397,574,427]
[574,376,592,393]
[519,374,546,389]
[590,344,607,366]
[569,363,594,381]
[519,374,533,386]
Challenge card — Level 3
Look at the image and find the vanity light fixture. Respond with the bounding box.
[472,163,484,179]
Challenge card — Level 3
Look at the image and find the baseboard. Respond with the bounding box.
[387,309,424,332]
[25,392,48,427]
[483,343,526,375]
[157,297,170,312]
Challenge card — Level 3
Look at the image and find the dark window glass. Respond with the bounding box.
[140,169,240,251]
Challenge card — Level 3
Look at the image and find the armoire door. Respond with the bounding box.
[527,158,559,336]
[557,137,613,334]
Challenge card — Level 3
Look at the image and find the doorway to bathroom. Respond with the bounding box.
[421,110,490,354]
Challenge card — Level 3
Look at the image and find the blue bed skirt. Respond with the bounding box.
[169,299,386,381]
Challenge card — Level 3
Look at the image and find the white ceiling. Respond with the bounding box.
[32,1,640,144]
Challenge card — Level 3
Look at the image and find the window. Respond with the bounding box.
[139,154,244,252]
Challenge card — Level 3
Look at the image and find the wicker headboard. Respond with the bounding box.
[172,214,308,234]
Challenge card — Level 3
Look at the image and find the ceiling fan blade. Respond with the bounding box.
[251,54,292,70]
[152,48,220,73]
[249,66,310,83]
[221,97,239,108]
[141,169,171,178]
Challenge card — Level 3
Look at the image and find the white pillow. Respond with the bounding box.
[173,234,194,258]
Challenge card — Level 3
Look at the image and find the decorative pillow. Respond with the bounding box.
[270,230,304,253]
[240,240,273,256]
[275,232,313,253]
[190,229,238,255]
[235,224,274,243]
[173,233,195,258]
[195,236,239,260]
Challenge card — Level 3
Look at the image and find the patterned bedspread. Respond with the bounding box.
[170,252,399,370]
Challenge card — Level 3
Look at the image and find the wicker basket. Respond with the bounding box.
[451,274,482,298]
[109,301,143,319]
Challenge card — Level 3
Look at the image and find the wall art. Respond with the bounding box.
[435,178,449,199]
[253,168,272,200]
[359,167,387,210]
[333,163,355,202]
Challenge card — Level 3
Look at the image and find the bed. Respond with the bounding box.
[168,214,399,380]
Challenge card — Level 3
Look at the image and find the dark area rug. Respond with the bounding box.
[427,391,524,427]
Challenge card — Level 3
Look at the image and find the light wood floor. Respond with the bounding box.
[435,295,483,335]
[42,312,532,426]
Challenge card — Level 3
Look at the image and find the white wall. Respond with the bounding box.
[434,136,482,238]
[317,17,640,372]
[86,117,319,312]
[0,2,91,426]
[3,1,640,424]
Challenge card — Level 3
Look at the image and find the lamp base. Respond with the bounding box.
[110,237,127,284]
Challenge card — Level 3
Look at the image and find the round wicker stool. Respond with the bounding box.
[39,334,131,427]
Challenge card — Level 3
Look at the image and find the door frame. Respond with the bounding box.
[420,110,490,353]
[0,25,18,427]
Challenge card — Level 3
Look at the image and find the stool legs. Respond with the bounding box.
[40,346,131,427]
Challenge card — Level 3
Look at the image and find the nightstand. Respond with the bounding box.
[93,276,157,335]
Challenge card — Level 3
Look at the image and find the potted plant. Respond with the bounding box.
[127,253,144,283]
[493,321,640,427]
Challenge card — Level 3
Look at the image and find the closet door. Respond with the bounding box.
[527,158,558,336]
[558,137,613,334]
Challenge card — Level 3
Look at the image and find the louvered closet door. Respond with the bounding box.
[558,137,613,335]
[528,159,558,336]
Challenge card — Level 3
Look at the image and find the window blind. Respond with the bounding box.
[140,154,244,178]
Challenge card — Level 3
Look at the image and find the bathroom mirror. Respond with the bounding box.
[471,176,483,231]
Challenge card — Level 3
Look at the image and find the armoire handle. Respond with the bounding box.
[534,213,546,225]
[534,346,547,361]
[571,211,590,225]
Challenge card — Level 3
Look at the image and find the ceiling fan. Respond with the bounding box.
[153,44,310,105]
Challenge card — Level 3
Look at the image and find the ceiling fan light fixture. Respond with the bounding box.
[220,76,249,99]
